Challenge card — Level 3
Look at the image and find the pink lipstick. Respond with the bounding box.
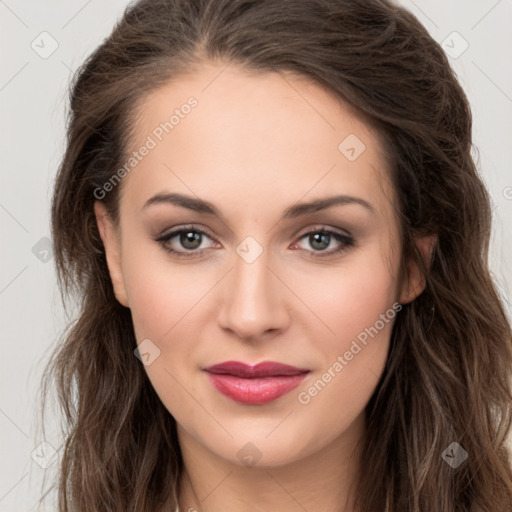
[203,361,310,405]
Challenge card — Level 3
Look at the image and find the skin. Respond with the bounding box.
[95,61,432,512]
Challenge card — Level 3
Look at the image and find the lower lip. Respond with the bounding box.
[205,372,308,405]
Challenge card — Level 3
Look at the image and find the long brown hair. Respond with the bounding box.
[40,0,512,510]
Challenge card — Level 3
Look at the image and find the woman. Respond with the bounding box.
[40,0,512,510]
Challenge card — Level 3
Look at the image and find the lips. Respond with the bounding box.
[203,361,310,405]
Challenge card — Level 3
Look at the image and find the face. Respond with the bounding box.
[95,61,425,468]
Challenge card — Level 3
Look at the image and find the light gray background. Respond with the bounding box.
[1,0,511,510]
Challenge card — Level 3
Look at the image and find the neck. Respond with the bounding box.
[176,413,365,512]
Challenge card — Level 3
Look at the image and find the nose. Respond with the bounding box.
[217,248,290,342]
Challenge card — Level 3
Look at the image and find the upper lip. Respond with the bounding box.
[203,360,310,378]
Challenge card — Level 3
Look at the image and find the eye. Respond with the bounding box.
[154,225,217,258]
[154,224,355,259]
[291,227,355,258]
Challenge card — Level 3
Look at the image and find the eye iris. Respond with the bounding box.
[310,232,330,250]
[181,231,201,249]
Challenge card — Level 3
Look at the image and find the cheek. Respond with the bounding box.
[290,243,398,354]
[292,288,397,454]
[290,245,398,418]
[122,247,209,419]
[121,237,207,341]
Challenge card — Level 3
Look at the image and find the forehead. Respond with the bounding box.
[119,61,395,222]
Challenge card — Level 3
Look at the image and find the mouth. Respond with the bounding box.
[203,361,310,405]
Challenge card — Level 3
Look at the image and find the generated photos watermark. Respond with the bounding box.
[297,301,402,405]
[93,96,198,200]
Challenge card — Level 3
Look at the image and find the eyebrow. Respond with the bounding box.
[142,192,375,219]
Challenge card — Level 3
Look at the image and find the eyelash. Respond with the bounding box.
[154,224,355,259]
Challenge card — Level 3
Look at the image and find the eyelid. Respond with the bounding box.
[156,223,352,242]
[156,223,216,241]
[294,223,353,239]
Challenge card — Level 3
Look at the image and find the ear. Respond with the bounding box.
[94,201,130,307]
[398,234,437,305]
